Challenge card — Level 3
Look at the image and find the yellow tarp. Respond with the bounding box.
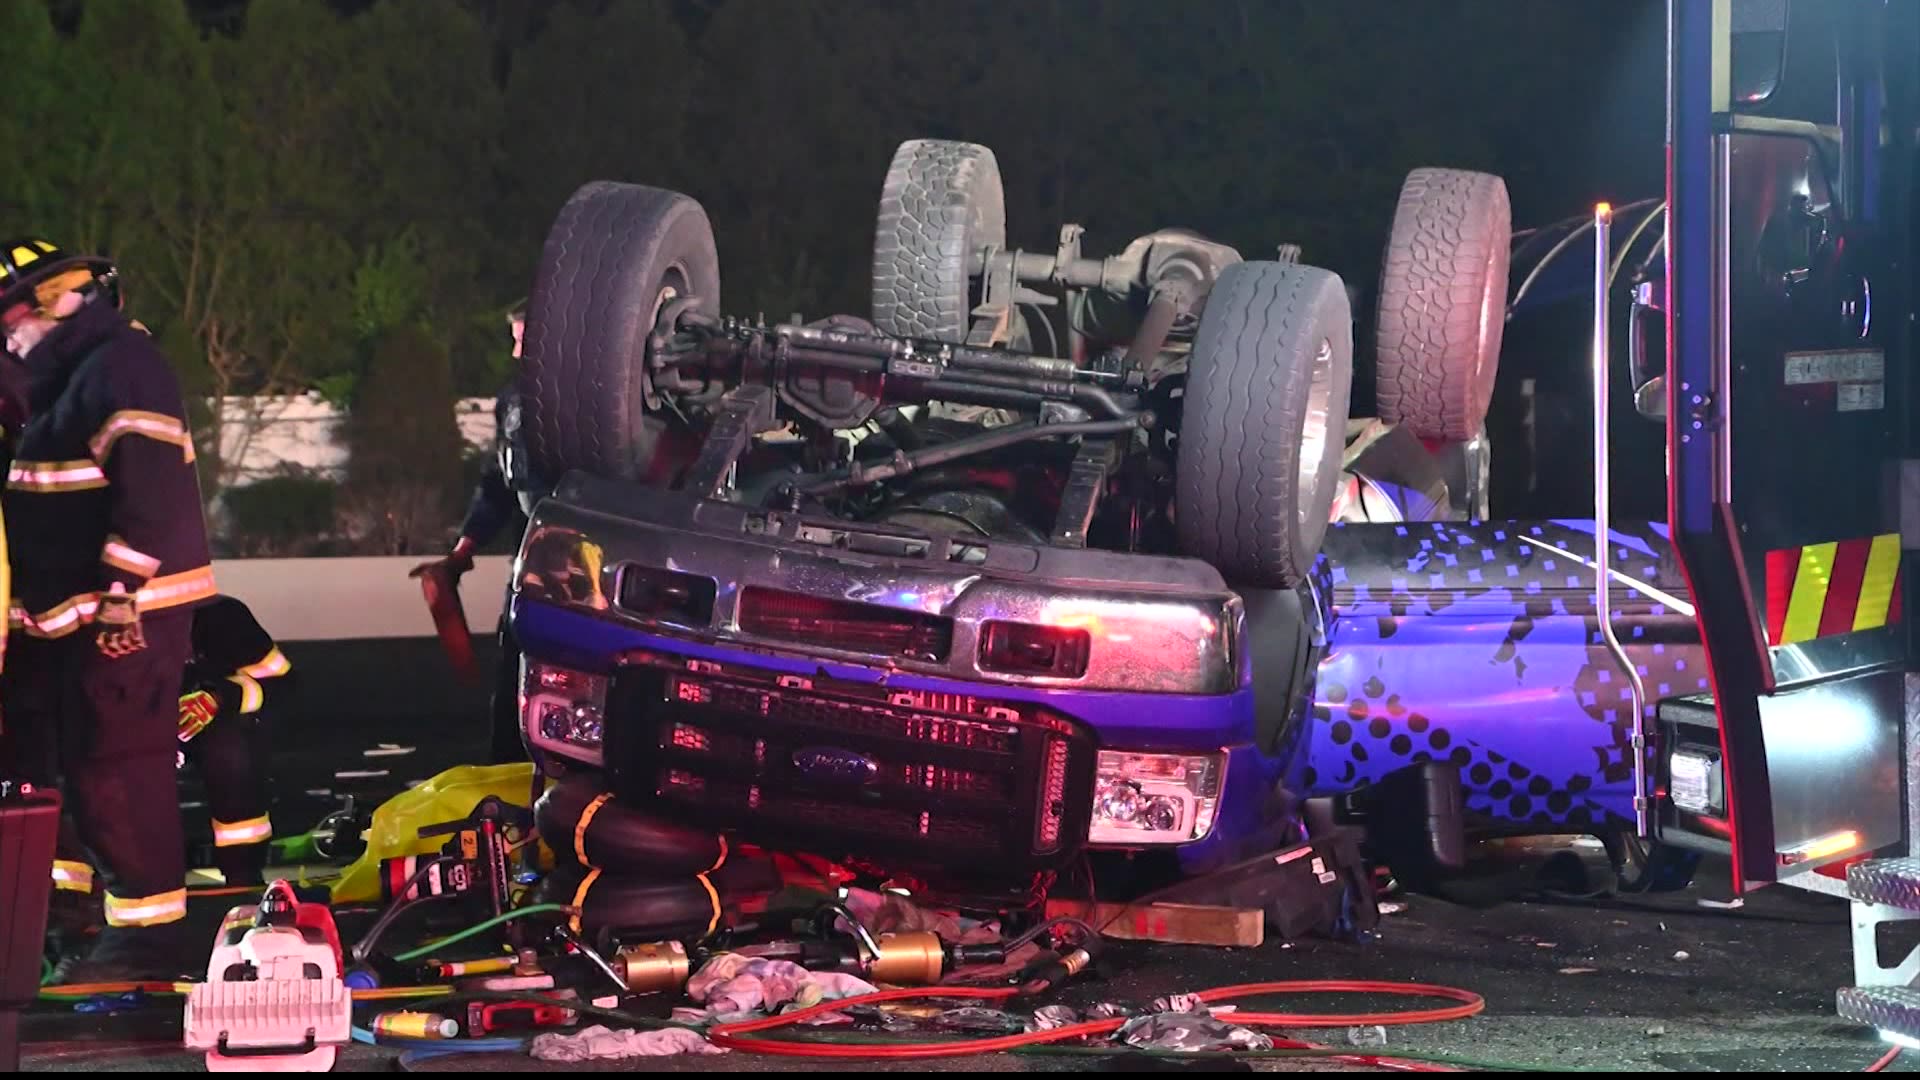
[331,761,554,904]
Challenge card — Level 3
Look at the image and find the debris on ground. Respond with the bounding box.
[1347,1024,1388,1047]
[1151,992,1209,1014]
[678,955,877,1024]
[1116,1011,1275,1052]
[530,1025,725,1061]
[929,1007,1029,1034]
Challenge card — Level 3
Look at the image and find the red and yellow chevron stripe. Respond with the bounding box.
[1764,534,1904,647]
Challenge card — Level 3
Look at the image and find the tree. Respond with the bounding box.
[334,0,507,361]
[339,323,467,554]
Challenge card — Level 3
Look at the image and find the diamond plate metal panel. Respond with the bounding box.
[1850,859,1920,909]
[1838,985,1920,1037]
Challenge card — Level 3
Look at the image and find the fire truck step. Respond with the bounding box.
[1838,985,1920,1040]
[1848,858,1920,911]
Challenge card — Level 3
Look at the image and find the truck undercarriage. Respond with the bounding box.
[517,142,1511,594]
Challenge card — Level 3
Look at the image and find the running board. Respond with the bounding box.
[1839,985,1920,1045]
[1851,859,1920,911]
[1848,859,1920,993]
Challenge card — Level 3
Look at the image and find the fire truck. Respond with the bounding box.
[1661,0,1920,1044]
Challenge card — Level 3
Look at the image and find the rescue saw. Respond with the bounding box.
[183,880,352,1071]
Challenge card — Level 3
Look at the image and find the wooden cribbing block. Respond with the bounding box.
[1043,898,1264,947]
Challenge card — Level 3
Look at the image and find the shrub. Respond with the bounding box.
[221,470,339,556]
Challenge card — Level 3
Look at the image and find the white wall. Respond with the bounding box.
[211,556,511,641]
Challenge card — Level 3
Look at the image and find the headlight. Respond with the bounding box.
[1088,750,1225,846]
[523,660,609,764]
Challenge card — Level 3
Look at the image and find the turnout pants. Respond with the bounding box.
[1,612,193,928]
[182,712,271,882]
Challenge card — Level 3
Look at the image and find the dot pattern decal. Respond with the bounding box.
[1306,520,1711,829]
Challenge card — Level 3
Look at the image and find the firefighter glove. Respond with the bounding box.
[178,688,221,743]
[95,583,146,659]
[410,541,476,583]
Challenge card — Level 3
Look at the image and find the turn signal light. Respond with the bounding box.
[979,621,1091,679]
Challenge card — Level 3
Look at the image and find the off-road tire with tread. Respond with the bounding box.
[522,181,720,484]
[1176,261,1355,589]
[1374,168,1512,442]
[871,139,1007,343]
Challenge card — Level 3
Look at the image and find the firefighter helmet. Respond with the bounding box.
[0,239,119,314]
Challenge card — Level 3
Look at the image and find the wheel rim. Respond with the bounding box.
[650,266,689,330]
[1298,336,1336,531]
[640,269,688,411]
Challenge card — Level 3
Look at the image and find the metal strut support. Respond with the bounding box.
[1592,203,1652,837]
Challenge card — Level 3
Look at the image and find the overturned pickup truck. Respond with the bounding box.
[506,139,1686,928]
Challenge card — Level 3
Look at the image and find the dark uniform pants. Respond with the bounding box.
[491,607,526,764]
[1,612,193,926]
[183,711,271,881]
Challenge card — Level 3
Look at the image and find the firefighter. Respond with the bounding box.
[43,594,292,936]
[177,594,293,886]
[0,328,18,677]
[0,238,215,982]
[416,302,534,762]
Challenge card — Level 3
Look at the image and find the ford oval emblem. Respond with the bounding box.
[792,746,879,786]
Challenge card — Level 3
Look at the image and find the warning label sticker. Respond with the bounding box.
[1838,382,1886,412]
[1784,348,1884,386]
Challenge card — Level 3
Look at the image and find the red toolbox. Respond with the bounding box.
[1,783,59,1072]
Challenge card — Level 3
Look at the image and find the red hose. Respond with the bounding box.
[707,980,1485,1069]
[1196,980,1486,1027]
[1866,1045,1901,1072]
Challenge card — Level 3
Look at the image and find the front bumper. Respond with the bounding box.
[517,473,1241,697]
[510,474,1291,875]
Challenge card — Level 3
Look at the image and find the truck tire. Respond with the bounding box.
[1374,168,1512,442]
[522,181,720,484]
[872,139,1007,342]
[1176,261,1354,588]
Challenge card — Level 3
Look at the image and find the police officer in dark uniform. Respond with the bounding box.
[417,302,541,762]
[0,239,215,982]
[178,594,294,886]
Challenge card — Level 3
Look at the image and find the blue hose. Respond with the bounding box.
[350,1025,527,1055]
